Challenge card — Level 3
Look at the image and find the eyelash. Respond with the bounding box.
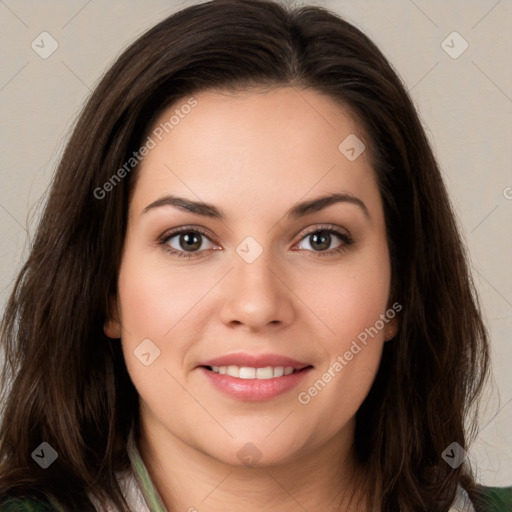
[157,224,354,260]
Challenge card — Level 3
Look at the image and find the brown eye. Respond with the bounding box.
[295,225,354,257]
[160,228,217,258]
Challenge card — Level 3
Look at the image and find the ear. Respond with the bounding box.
[383,302,400,342]
[384,315,399,342]
[104,295,122,339]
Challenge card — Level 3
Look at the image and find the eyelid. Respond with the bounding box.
[297,223,351,240]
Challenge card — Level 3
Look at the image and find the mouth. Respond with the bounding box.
[197,354,314,401]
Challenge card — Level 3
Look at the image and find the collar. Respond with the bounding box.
[124,425,168,512]
[86,426,168,512]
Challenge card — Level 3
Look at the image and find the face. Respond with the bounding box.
[106,86,397,468]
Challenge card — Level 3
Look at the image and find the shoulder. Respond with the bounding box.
[474,485,512,512]
[0,496,62,512]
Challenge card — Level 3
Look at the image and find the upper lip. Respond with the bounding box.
[199,353,312,370]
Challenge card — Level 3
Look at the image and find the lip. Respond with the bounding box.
[197,352,313,401]
[199,353,311,370]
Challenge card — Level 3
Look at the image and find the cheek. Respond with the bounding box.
[114,252,179,382]
[303,252,391,343]
[295,280,388,438]
[297,245,391,406]
[115,249,219,395]
[115,254,196,422]
[116,249,205,342]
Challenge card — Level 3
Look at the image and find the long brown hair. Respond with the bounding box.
[0,1,490,510]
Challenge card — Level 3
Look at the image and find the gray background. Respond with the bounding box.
[1,0,511,485]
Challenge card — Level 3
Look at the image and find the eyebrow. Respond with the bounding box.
[142,192,370,220]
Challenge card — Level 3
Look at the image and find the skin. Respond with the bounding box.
[106,86,398,512]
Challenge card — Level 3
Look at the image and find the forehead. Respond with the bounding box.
[147,86,365,157]
[131,86,380,219]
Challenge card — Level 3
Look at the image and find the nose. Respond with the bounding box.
[219,247,295,332]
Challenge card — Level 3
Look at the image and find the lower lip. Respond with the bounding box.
[200,367,312,401]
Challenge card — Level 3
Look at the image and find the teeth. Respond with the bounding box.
[256,367,273,379]
[273,366,284,378]
[209,365,296,379]
[239,367,256,379]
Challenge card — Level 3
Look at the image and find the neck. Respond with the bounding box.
[137,414,369,512]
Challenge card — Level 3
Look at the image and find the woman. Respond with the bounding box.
[0,0,510,510]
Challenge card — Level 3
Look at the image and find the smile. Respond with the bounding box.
[200,366,312,401]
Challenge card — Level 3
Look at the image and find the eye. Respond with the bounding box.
[159,227,218,259]
[295,225,353,257]
[158,224,354,259]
